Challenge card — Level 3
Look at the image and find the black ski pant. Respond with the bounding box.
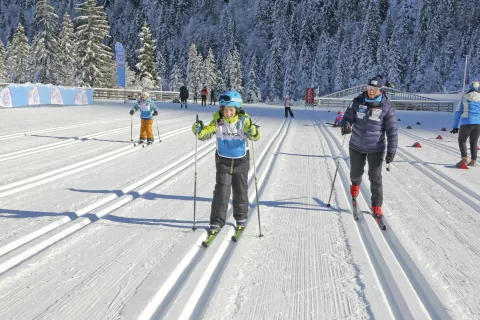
[180,97,187,108]
[349,148,384,207]
[201,95,207,106]
[210,96,216,105]
[285,107,294,118]
[458,124,480,160]
[210,152,249,228]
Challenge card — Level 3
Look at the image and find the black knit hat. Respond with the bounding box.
[368,75,386,88]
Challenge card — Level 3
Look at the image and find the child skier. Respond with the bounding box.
[192,90,260,238]
[129,90,158,145]
[333,111,344,127]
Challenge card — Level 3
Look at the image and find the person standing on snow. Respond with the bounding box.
[451,81,480,167]
[333,111,344,127]
[284,96,294,118]
[192,90,260,237]
[201,86,208,107]
[179,85,189,108]
[130,90,158,145]
[210,88,216,105]
[340,75,398,223]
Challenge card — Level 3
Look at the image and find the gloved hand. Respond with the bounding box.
[192,121,204,134]
[152,111,158,116]
[385,153,395,164]
[247,124,259,138]
[450,128,458,134]
[129,110,134,115]
[341,123,352,135]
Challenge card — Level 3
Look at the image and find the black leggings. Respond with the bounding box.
[349,148,384,206]
[459,124,480,160]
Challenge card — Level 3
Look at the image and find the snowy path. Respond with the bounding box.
[0,102,479,319]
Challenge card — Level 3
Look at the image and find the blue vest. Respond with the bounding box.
[216,117,248,159]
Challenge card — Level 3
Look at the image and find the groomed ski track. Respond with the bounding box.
[0,102,479,319]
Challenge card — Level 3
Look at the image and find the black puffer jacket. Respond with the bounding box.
[342,92,398,154]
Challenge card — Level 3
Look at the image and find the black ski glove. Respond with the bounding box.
[341,123,352,135]
[385,153,395,164]
[153,111,158,116]
[130,110,134,115]
[450,128,458,134]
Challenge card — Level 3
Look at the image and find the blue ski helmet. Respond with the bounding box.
[218,90,242,109]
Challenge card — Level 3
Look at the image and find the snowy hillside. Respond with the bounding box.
[0,100,479,319]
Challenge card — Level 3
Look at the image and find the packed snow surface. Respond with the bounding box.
[0,100,478,320]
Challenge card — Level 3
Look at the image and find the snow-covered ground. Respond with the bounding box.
[0,100,479,320]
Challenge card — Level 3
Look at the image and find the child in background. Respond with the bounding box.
[333,111,344,127]
[130,90,158,145]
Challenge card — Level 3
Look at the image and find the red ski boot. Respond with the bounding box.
[350,184,360,198]
[372,206,386,230]
[350,185,360,220]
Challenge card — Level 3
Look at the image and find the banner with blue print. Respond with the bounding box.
[115,42,126,88]
[0,84,94,107]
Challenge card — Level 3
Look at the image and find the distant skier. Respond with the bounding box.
[210,88,216,105]
[201,86,208,106]
[333,111,344,127]
[193,90,198,104]
[284,96,294,118]
[192,90,260,238]
[179,85,189,108]
[340,75,398,225]
[129,90,158,145]
[451,81,480,167]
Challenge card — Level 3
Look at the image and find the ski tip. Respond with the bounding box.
[382,225,387,231]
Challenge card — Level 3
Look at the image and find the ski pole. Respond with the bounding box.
[130,115,133,141]
[327,135,347,207]
[250,127,264,238]
[192,114,199,231]
[155,115,162,142]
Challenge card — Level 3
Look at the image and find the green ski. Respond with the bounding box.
[202,230,219,247]
[231,226,245,242]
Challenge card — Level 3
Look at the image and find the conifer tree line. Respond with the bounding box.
[0,0,479,99]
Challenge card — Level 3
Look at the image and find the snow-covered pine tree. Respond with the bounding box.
[126,67,140,89]
[0,41,7,82]
[155,49,167,90]
[334,37,350,91]
[169,62,183,91]
[31,0,59,84]
[186,43,201,92]
[229,46,243,92]
[9,24,30,83]
[136,22,158,89]
[75,0,112,87]
[203,48,217,90]
[358,0,381,79]
[58,13,76,86]
[297,0,316,96]
[283,43,297,99]
[246,55,260,103]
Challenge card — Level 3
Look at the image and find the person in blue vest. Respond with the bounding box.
[451,81,480,167]
[340,75,398,222]
[129,90,158,144]
[192,90,260,236]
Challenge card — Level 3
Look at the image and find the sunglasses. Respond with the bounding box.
[367,85,381,91]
